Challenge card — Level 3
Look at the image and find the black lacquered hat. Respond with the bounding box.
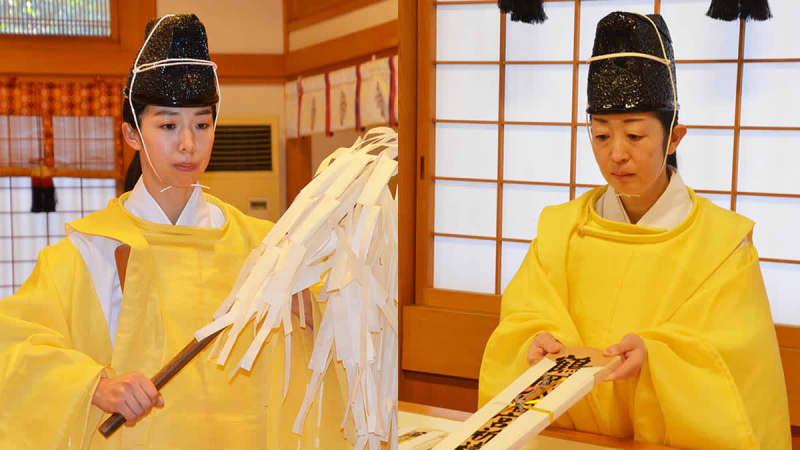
[586,12,677,115]
[124,14,219,107]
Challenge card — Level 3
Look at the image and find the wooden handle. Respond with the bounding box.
[98,329,224,438]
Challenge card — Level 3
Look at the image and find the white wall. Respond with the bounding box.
[288,0,398,51]
[157,0,284,53]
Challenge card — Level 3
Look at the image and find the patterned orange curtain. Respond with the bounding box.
[0,76,125,178]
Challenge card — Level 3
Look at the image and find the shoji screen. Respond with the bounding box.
[422,0,799,329]
[0,177,117,299]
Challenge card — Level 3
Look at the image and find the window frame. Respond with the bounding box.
[400,0,800,413]
[0,0,119,41]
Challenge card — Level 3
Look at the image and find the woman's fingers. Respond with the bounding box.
[528,332,563,365]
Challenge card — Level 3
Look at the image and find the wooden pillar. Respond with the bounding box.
[286,136,312,205]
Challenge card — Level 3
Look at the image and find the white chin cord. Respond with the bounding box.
[128,14,221,194]
[586,12,678,199]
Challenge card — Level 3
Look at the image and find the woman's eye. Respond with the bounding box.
[594,135,609,142]
[197,123,211,130]
[628,134,643,141]
[160,123,176,130]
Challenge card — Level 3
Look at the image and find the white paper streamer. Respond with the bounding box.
[196,127,399,447]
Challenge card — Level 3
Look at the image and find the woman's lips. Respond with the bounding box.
[612,172,635,180]
[173,163,197,172]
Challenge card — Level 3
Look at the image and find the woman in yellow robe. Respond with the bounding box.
[479,12,791,449]
[0,15,347,449]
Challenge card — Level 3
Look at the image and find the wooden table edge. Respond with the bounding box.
[398,401,678,450]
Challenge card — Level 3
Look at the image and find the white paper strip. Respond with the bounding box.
[196,127,399,447]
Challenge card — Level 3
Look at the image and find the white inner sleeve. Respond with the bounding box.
[67,176,224,345]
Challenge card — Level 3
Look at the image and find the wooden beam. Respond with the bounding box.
[285,20,399,76]
[212,54,286,83]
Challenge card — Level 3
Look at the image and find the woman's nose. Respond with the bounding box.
[609,138,628,163]
[179,128,196,154]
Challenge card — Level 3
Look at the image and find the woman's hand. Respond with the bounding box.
[603,333,647,381]
[92,373,164,424]
[527,332,564,365]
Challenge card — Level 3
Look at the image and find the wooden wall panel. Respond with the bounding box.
[402,305,497,379]
[286,137,312,205]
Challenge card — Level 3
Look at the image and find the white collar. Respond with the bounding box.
[595,168,693,230]
[123,177,224,228]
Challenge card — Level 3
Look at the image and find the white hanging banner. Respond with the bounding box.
[329,66,358,133]
[299,74,327,137]
[358,57,392,128]
[285,80,299,139]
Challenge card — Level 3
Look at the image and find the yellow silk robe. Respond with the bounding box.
[0,193,348,449]
[479,188,791,449]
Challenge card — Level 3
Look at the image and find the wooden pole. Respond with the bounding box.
[98,329,224,438]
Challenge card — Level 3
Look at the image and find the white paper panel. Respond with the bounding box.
[575,127,605,186]
[10,177,30,188]
[0,262,11,288]
[0,287,11,298]
[12,237,47,262]
[697,193,731,211]
[761,262,800,326]
[501,240,531,293]
[435,123,498,179]
[504,65,573,123]
[11,213,46,237]
[82,187,116,212]
[434,180,497,237]
[0,238,10,261]
[575,186,593,198]
[579,0,654,60]
[436,65,499,121]
[506,2,574,61]
[57,188,81,212]
[740,63,800,127]
[13,261,35,286]
[737,196,800,260]
[676,63,737,126]
[10,188,31,212]
[49,212,80,236]
[744,0,800,59]
[0,192,9,212]
[437,4,500,61]
[676,129,734,191]
[433,236,496,294]
[503,125,571,183]
[502,184,570,240]
[660,0,739,60]
[0,214,9,236]
[0,178,8,187]
[53,177,81,188]
[738,130,800,195]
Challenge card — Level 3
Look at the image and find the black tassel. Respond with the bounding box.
[706,0,740,21]
[31,176,56,213]
[740,0,772,21]
[510,0,547,24]
[498,0,513,14]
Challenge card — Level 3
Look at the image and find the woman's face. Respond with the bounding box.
[124,105,215,188]
[589,111,681,197]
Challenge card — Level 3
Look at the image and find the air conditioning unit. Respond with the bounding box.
[199,114,282,222]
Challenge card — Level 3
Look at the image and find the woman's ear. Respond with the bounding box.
[121,122,143,150]
[667,124,688,155]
